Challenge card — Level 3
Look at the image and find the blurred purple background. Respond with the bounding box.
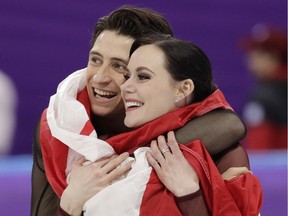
[0,0,286,215]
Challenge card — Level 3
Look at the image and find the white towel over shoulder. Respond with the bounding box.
[46,68,152,216]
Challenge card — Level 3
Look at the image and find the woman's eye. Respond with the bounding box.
[138,73,150,80]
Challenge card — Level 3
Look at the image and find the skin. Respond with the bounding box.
[61,153,133,215]
[121,44,193,128]
[86,30,134,118]
[147,131,200,196]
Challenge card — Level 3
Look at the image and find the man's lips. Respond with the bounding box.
[93,88,117,99]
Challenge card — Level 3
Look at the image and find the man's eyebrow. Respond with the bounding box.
[112,57,129,65]
[89,51,101,56]
[89,51,128,64]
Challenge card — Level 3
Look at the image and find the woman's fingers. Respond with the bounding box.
[149,140,163,163]
[167,131,181,156]
[146,150,161,173]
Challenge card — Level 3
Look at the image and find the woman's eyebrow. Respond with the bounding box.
[136,66,155,75]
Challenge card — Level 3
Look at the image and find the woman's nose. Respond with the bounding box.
[120,77,135,93]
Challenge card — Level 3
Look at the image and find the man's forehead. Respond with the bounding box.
[96,30,134,47]
[91,31,134,62]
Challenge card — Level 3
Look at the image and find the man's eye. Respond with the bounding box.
[90,57,101,64]
[114,63,127,73]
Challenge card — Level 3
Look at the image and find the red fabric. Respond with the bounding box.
[136,141,262,216]
[245,121,287,149]
[40,89,262,215]
[40,115,67,196]
[225,173,263,216]
[40,88,92,197]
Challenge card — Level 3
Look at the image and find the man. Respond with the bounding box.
[240,24,287,149]
[31,6,246,215]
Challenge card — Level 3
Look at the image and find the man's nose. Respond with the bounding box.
[92,66,111,83]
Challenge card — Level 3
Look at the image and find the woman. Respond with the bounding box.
[59,34,262,215]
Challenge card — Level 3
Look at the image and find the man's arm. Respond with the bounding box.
[175,109,246,155]
[31,121,60,216]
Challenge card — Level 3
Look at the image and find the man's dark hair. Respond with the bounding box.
[90,5,174,49]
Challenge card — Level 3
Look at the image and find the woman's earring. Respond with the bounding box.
[175,97,180,103]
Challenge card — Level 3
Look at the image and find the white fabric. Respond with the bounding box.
[46,68,152,215]
[83,148,152,216]
[46,68,115,175]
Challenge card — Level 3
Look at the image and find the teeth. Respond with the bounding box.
[94,88,116,96]
[126,101,143,108]
[94,89,116,96]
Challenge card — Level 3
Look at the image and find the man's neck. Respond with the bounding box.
[91,113,131,138]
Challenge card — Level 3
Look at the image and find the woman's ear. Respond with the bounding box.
[175,79,194,105]
[181,79,194,96]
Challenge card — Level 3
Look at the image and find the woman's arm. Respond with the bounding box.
[146,131,210,216]
[31,121,60,216]
[147,132,255,216]
[175,109,246,155]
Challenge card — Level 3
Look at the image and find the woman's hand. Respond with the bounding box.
[146,131,199,197]
[60,152,133,215]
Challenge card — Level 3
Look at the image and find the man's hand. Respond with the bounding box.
[60,152,133,215]
[221,167,250,180]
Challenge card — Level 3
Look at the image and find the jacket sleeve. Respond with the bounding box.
[175,189,210,216]
[175,109,246,155]
[175,144,262,216]
[31,120,60,216]
[225,173,263,216]
[216,144,263,216]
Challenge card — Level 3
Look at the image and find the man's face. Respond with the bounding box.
[86,30,134,117]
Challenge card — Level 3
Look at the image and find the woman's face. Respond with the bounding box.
[121,44,179,128]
